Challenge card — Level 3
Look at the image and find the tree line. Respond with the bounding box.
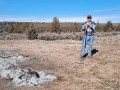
[0,17,120,34]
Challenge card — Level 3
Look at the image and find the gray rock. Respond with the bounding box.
[0,50,57,87]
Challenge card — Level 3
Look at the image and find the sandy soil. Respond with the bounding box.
[0,34,120,90]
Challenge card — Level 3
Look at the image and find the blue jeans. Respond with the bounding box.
[81,35,94,57]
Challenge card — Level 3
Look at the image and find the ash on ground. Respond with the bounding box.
[0,50,57,87]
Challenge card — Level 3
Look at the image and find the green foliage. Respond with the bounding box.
[27,29,38,40]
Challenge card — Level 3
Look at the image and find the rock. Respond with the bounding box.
[0,50,57,87]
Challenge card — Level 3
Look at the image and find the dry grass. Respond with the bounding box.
[0,34,120,90]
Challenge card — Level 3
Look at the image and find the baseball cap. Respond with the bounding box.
[87,15,92,19]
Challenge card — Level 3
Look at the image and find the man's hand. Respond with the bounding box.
[86,25,90,30]
[90,25,93,30]
[87,25,94,31]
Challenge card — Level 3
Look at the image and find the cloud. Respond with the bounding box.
[94,7,120,13]
[0,15,120,23]
[58,15,120,23]
[0,16,49,22]
[93,15,120,23]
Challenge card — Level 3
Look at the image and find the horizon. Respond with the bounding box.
[0,21,119,24]
[0,0,120,23]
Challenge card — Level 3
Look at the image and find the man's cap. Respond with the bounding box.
[87,15,92,19]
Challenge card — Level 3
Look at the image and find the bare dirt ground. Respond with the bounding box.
[0,34,120,90]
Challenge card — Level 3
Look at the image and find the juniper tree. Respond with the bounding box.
[51,17,61,33]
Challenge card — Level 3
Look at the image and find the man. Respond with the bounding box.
[81,15,96,58]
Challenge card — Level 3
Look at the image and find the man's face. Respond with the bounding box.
[87,18,92,22]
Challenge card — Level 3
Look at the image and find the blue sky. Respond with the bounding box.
[0,0,120,23]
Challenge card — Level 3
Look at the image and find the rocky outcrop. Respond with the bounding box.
[0,50,57,87]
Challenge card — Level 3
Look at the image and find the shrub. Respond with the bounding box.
[27,29,38,40]
[51,17,61,33]
[104,21,113,32]
[115,24,120,31]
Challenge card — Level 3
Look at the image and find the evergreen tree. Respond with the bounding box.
[51,17,61,33]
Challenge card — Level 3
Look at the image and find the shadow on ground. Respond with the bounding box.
[82,49,99,58]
